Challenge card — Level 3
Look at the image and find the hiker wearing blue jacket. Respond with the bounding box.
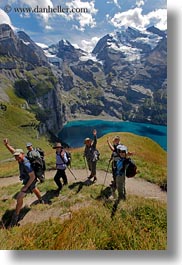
[3,138,43,227]
[115,144,129,201]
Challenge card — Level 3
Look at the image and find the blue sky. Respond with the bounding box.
[0,0,167,52]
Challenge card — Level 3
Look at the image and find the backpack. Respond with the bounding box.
[93,149,100,162]
[65,150,71,167]
[26,148,46,182]
[35,147,46,171]
[35,147,45,158]
[125,158,137,178]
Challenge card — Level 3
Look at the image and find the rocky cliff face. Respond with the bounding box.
[0,23,167,141]
[47,26,167,124]
[0,24,48,67]
[0,24,65,138]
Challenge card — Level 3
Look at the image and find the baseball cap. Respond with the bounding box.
[116,144,128,153]
[26,143,32,147]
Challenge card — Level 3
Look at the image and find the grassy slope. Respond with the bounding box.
[0,179,167,250]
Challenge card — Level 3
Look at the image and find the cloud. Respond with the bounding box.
[0,8,12,26]
[79,36,100,52]
[136,0,144,8]
[146,9,167,30]
[109,7,146,29]
[4,0,98,32]
[106,0,121,8]
[64,0,98,31]
[109,7,167,30]
[19,0,54,23]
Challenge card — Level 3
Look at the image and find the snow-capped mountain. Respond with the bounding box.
[0,23,167,135]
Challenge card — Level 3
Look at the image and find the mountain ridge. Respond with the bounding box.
[0,23,167,140]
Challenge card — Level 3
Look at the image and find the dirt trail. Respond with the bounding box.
[0,169,167,227]
[0,168,167,202]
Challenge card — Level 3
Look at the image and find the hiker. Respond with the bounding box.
[53,143,68,195]
[83,129,99,182]
[3,138,44,227]
[26,142,45,183]
[107,136,121,191]
[114,144,131,201]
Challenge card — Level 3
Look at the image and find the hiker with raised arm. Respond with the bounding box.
[107,136,121,192]
[3,138,44,227]
[53,143,68,196]
[83,129,100,182]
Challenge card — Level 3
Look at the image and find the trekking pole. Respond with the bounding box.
[100,159,111,192]
[67,166,77,180]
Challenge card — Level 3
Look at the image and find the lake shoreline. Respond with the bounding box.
[59,119,167,151]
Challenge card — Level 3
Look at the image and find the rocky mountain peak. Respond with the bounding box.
[0,24,48,66]
[0,23,15,40]
[146,26,166,37]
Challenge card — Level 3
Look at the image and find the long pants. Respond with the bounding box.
[87,160,97,176]
[116,174,126,200]
[54,169,68,190]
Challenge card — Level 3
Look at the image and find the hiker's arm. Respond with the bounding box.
[92,129,97,148]
[128,151,135,156]
[21,171,35,192]
[61,150,68,164]
[107,138,114,151]
[3,138,15,154]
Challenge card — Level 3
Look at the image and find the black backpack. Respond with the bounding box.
[125,158,137,178]
[35,147,46,171]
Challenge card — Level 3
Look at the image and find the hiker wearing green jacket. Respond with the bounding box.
[83,129,99,182]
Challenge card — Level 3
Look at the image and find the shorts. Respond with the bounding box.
[24,179,37,194]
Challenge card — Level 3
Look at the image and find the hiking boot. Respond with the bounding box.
[93,176,97,182]
[55,188,61,197]
[9,213,19,228]
[39,198,45,204]
[88,175,93,179]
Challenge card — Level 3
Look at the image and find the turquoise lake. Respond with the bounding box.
[58,120,167,151]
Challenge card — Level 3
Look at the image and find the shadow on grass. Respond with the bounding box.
[30,189,60,206]
[0,206,31,229]
[68,178,95,193]
[94,186,113,200]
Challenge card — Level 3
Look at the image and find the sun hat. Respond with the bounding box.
[13,149,24,156]
[84,138,91,144]
[53,143,62,149]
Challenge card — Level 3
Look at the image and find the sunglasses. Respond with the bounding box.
[118,150,126,153]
